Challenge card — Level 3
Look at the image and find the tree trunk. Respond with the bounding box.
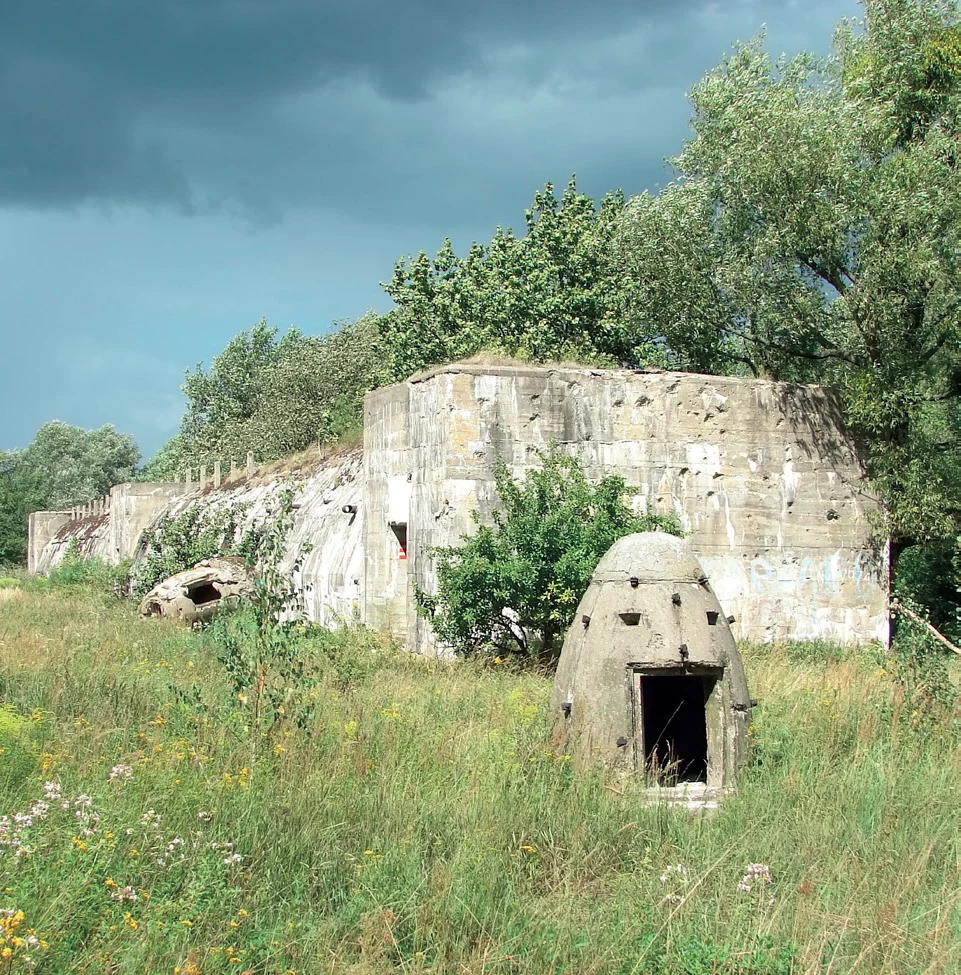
[888,537,911,647]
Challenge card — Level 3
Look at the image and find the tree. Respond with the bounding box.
[378,179,660,381]
[0,422,140,566]
[0,451,42,566]
[415,448,681,662]
[617,0,961,563]
[17,422,140,509]
[147,314,386,475]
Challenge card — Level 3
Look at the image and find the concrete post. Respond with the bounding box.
[200,466,207,488]
[246,452,254,477]
[214,460,222,488]
[185,468,192,487]
[230,457,237,480]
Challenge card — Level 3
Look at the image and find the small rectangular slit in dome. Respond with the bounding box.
[619,612,641,626]
[706,610,719,625]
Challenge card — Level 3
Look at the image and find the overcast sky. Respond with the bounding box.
[1,0,859,459]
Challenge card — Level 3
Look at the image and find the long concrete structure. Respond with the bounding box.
[364,365,887,648]
[29,364,889,647]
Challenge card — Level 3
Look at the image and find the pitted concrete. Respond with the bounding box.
[364,365,887,649]
[31,364,887,648]
[549,532,751,785]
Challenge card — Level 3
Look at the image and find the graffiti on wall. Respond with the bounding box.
[748,551,881,599]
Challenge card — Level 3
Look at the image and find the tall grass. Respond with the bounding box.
[0,584,959,973]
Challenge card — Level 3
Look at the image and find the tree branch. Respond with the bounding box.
[797,255,853,296]
[890,600,961,655]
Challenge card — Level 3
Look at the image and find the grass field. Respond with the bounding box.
[0,579,959,974]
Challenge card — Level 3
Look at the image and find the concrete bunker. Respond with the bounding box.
[550,532,752,793]
[139,557,253,625]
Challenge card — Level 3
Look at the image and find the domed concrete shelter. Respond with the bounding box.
[550,532,752,793]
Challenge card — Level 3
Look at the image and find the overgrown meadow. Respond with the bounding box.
[0,577,960,974]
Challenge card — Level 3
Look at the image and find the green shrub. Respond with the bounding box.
[893,540,961,637]
[640,935,796,975]
[417,446,682,662]
[130,500,262,597]
[46,539,131,597]
[884,600,961,734]
[781,640,849,665]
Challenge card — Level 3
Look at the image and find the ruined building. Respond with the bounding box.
[29,364,889,648]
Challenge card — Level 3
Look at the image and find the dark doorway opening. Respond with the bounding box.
[640,675,712,783]
[187,582,221,605]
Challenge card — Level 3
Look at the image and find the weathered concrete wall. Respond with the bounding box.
[362,383,413,635]
[31,365,887,648]
[109,483,190,562]
[27,511,72,573]
[34,510,114,574]
[31,451,366,628]
[31,482,188,575]
[363,364,887,649]
[152,450,365,625]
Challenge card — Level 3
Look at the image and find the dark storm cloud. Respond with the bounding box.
[0,0,785,214]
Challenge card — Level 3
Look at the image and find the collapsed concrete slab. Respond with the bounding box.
[550,532,752,793]
[139,557,252,625]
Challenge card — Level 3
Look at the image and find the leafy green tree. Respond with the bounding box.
[18,422,140,509]
[416,448,681,662]
[617,0,961,563]
[136,434,191,483]
[0,423,140,566]
[247,313,387,455]
[0,452,42,566]
[379,179,659,380]
[148,314,385,474]
[180,319,298,447]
